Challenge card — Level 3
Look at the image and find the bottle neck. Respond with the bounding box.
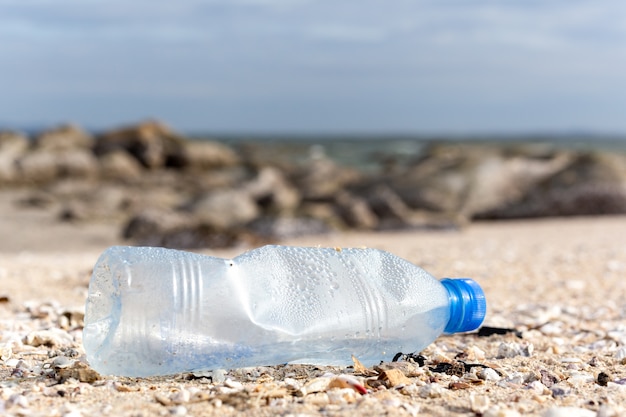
[441,278,486,334]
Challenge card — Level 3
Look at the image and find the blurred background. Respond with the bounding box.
[1,1,626,251]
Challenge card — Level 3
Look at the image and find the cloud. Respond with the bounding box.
[1,0,626,131]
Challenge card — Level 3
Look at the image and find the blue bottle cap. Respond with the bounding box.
[441,278,486,334]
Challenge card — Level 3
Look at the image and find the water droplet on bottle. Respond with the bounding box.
[329,282,340,291]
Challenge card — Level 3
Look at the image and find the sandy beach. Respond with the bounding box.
[2,186,626,416]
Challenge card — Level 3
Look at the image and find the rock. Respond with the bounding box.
[0,154,19,184]
[94,120,185,169]
[98,150,143,180]
[0,131,29,184]
[390,142,478,213]
[244,167,301,215]
[377,369,412,387]
[0,130,29,155]
[56,361,101,383]
[484,407,522,417]
[497,342,533,358]
[294,155,362,200]
[248,216,330,239]
[359,183,415,229]
[354,183,460,230]
[479,151,626,218]
[55,149,99,179]
[34,124,93,150]
[418,383,445,398]
[542,407,596,417]
[478,368,501,381]
[16,147,98,184]
[16,150,61,183]
[459,151,572,218]
[58,185,131,222]
[170,140,240,170]
[389,143,572,220]
[334,190,378,230]
[123,208,196,242]
[186,189,260,230]
[23,328,73,347]
[123,208,242,249]
[469,394,491,414]
[166,227,238,250]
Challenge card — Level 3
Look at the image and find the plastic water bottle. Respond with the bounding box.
[83,245,486,377]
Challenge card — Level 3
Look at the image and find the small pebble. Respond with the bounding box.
[378,369,412,388]
[60,403,83,417]
[170,405,187,416]
[211,369,227,384]
[597,371,611,387]
[170,389,190,404]
[327,387,359,404]
[283,377,301,392]
[469,394,490,414]
[23,329,73,348]
[223,378,243,390]
[418,383,444,399]
[614,347,626,362]
[5,358,20,368]
[52,356,75,369]
[566,372,594,386]
[542,406,595,417]
[499,372,525,386]
[484,406,522,417]
[300,377,332,396]
[551,386,569,397]
[8,394,29,408]
[0,345,11,361]
[497,342,533,359]
[478,368,501,381]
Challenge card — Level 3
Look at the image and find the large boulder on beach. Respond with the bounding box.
[355,182,460,230]
[169,140,240,170]
[34,124,94,151]
[389,143,575,220]
[244,166,301,214]
[17,148,99,184]
[334,190,379,230]
[57,183,132,222]
[457,150,572,218]
[185,189,260,230]
[94,120,184,169]
[123,208,244,249]
[0,131,29,155]
[0,131,29,183]
[293,155,362,200]
[98,150,144,181]
[478,151,626,218]
[11,125,98,184]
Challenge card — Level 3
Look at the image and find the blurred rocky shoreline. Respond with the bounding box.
[1,121,626,249]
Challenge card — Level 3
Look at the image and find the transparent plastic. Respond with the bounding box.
[83,245,486,377]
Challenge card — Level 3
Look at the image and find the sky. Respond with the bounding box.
[2,0,626,135]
